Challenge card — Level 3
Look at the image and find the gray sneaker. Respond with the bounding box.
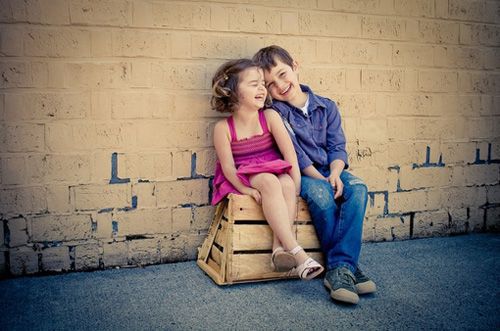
[354,267,377,295]
[324,267,359,304]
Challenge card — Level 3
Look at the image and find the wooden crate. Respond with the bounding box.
[197,193,323,285]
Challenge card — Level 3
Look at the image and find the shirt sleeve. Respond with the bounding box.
[326,101,349,169]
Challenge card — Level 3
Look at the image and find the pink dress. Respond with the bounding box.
[211,110,292,205]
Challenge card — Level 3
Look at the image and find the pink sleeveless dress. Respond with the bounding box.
[211,110,292,205]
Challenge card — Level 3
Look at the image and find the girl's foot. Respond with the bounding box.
[271,247,296,272]
[289,246,324,280]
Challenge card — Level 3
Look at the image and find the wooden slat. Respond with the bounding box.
[210,245,222,265]
[296,199,312,222]
[229,252,324,282]
[296,224,321,249]
[197,200,227,262]
[197,259,224,285]
[214,220,227,248]
[228,194,265,220]
[232,224,273,251]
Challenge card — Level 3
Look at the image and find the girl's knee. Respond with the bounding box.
[279,174,295,192]
[257,173,281,193]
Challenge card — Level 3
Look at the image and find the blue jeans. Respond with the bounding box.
[300,170,368,274]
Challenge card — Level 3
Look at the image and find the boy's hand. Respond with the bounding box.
[328,175,343,199]
[241,187,262,204]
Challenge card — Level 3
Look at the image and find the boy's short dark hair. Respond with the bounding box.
[252,45,294,71]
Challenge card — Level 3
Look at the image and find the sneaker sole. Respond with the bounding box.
[356,280,377,295]
[323,279,359,304]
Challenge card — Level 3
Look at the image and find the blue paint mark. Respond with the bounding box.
[388,166,402,192]
[132,195,138,208]
[91,221,97,232]
[4,221,10,246]
[180,203,193,208]
[98,208,113,213]
[112,221,118,235]
[138,179,150,183]
[191,153,197,178]
[413,146,445,169]
[472,148,486,165]
[368,191,389,216]
[42,241,63,248]
[109,152,130,184]
[208,177,213,203]
[469,143,499,165]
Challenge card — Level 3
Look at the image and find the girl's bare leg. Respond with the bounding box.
[249,173,308,265]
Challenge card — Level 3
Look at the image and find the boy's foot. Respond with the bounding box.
[354,267,377,295]
[324,267,359,304]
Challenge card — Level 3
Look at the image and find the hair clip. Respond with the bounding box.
[223,74,229,81]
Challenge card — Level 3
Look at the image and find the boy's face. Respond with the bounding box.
[262,59,300,103]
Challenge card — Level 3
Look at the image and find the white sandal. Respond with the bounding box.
[290,246,324,280]
[271,247,296,272]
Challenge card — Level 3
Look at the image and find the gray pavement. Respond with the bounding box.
[1,233,499,331]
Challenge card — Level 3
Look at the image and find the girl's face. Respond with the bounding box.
[236,67,267,111]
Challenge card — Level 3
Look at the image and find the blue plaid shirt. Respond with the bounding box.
[272,84,349,171]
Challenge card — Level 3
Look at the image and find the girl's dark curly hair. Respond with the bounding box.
[211,58,263,113]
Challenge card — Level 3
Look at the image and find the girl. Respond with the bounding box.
[210,59,324,280]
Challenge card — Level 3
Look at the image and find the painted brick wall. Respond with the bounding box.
[0,0,499,276]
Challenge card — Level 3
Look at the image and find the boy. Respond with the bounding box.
[253,45,376,305]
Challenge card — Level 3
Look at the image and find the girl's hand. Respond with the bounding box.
[328,175,343,199]
[241,187,262,204]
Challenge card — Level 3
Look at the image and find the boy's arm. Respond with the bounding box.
[265,110,301,195]
[325,101,348,199]
[213,120,261,203]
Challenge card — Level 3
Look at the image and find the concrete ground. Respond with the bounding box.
[1,233,499,331]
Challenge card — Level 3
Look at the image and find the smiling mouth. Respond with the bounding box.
[280,85,291,95]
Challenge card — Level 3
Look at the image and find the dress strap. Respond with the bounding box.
[227,116,238,142]
[258,110,270,134]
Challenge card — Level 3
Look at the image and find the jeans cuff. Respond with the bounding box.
[327,263,356,274]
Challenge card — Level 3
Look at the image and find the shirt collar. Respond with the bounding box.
[272,84,326,114]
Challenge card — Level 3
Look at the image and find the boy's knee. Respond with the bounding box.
[302,180,334,210]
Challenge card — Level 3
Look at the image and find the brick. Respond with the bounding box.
[1,157,26,185]
[441,142,477,165]
[374,216,410,241]
[156,178,210,207]
[112,30,169,58]
[46,185,71,213]
[0,61,32,88]
[5,123,44,152]
[75,244,100,270]
[393,44,434,67]
[72,183,131,211]
[300,68,344,93]
[413,210,449,238]
[486,207,500,231]
[486,185,500,204]
[26,154,91,184]
[458,72,500,94]
[0,187,47,215]
[434,46,484,70]
[387,117,417,141]
[418,21,459,44]
[388,190,440,214]
[151,63,206,90]
[459,23,500,47]
[227,7,280,34]
[41,246,70,272]
[419,70,457,92]
[362,16,416,41]
[362,216,375,242]
[172,150,192,178]
[30,214,92,242]
[114,209,171,236]
[464,164,499,186]
[136,121,210,149]
[90,30,112,57]
[64,62,130,88]
[25,28,91,57]
[191,35,246,59]
[281,11,299,35]
[111,92,159,119]
[449,0,498,24]
[95,212,112,239]
[9,247,39,275]
[90,91,112,120]
[6,217,28,247]
[172,207,191,232]
[366,192,386,217]
[333,0,394,14]
[151,2,209,29]
[435,0,449,18]
[70,0,132,26]
[441,186,487,209]
[39,0,70,24]
[192,205,215,231]
[349,167,395,192]
[128,238,160,265]
[160,233,203,262]
[5,92,89,121]
[172,93,214,119]
[334,94,379,118]
[394,0,434,17]
[386,94,437,117]
[122,153,173,181]
[195,149,217,177]
[300,12,361,37]
[0,27,23,56]
[399,166,452,190]
[102,241,128,267]
[467,117,496,139]
[132,182,156,208]
[362,69,402,92]
[95,122,136,149]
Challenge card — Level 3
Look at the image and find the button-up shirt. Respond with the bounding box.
[272,84,349,171]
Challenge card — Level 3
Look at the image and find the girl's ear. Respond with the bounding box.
[292,60,299,72]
